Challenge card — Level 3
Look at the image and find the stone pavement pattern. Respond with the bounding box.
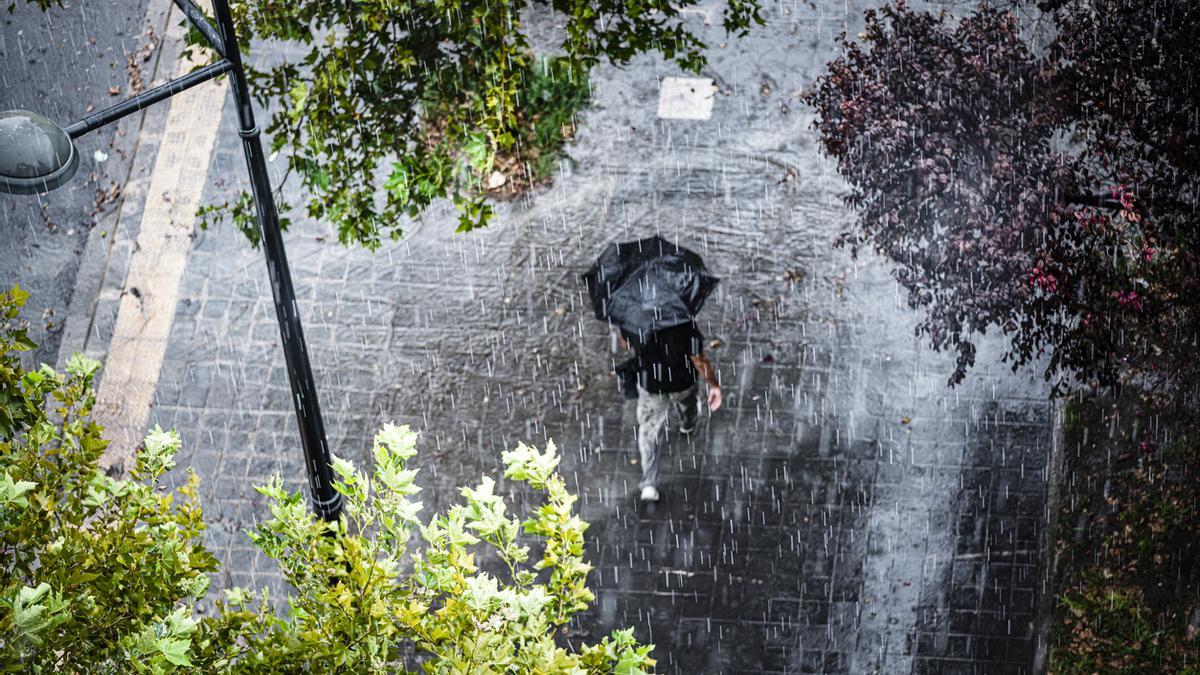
[63,1,1052,673]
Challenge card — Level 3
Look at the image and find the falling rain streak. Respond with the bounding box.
[0,0,1083,672]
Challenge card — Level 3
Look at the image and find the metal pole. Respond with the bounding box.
[64,59,233,139]
[210,0,341,521]
[172,0,226,57]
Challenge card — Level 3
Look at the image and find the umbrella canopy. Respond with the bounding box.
[581,235,719,337]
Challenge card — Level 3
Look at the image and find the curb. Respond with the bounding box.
[55,0,179,372]
[1032,396,1067,673]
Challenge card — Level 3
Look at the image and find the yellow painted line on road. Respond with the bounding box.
[93,11,227,473]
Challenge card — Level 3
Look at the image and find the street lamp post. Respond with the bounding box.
[0,0,342,521]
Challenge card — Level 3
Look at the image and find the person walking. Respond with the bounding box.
[623,322,722,501]
[581,235,722,502]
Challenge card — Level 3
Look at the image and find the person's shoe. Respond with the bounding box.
[640,485,659,502]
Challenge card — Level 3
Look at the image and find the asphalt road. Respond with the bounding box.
[0,0,153,366]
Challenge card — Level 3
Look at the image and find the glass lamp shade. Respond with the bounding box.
[0,109,79,195]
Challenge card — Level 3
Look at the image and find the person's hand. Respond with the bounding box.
[707,386,722,412]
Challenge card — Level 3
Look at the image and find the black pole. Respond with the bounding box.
[65,60,233,139]
[172,0,226,58]
[210,0,341,521]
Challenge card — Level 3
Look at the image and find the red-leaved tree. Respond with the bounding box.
[804,0,1199,408]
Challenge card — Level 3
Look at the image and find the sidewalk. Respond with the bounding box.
[73,1,1052,672]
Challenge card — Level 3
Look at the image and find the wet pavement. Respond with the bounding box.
[0,0,155,366]
[9,0,1054,672]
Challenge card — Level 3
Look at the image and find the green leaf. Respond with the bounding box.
[137,425,181,477]
[502,440,561,488]
[158,637,194,667]
[0,472,37,508]
[462,132,493,174]
[11,331,35,352]
[223,587,250,606]
[8,583,69,646]
[374,423,419,462]
[65,353,102,380]
[6,284,30,307]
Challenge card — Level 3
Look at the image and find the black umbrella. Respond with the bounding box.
[581,235,719,337]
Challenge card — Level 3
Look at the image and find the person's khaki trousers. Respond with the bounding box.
[635,384,698,489]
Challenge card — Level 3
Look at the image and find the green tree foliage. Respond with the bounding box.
[0,286,217,672]
[196,426,654,672]
[199,0,762,248]
[8,0,58,11]
[0,287,652,672]
[0,286,38,438]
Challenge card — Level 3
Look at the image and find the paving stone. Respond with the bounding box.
[30,1,1047,672]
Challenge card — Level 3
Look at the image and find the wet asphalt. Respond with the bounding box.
[3,0,1053,672]
[0,0,152,366]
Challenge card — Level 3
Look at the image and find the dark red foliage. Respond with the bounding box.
[804,1,1200,407]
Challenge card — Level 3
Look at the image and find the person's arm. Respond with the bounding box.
[689,352,722,412]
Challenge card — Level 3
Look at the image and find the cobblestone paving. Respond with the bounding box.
[132,1,1051,672]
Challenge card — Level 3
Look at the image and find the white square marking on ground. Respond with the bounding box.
[657,77,718,120]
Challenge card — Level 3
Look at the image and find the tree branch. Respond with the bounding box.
[1064,193,1124,210]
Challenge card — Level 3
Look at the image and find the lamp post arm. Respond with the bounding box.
[173,0,227,58]
[63,59,233,139]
